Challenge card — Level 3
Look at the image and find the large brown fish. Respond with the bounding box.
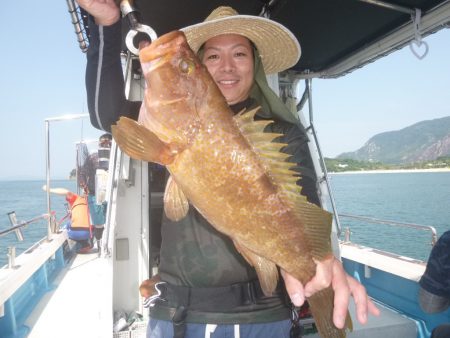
[112,31,352,337]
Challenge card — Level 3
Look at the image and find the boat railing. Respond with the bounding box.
[339,213,438,246]
[0,212,54,240]
[0,212,55,268]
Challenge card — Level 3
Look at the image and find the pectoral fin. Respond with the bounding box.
[233,241,279,296]
[112,117,176,165]
[164,175,189,221]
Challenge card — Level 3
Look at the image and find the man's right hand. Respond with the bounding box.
[76,0,120,26]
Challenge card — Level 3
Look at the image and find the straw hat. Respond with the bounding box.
[181,6,301,74]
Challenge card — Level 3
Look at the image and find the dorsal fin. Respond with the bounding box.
[234,108,333,260]
[234,107,296,188]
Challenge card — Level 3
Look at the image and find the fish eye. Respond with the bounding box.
[179,59,194,74]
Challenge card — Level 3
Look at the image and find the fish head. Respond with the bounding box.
[138,31,220,146]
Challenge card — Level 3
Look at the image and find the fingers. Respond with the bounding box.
[281,257,380,329]
[330,260,351,328]
[347,275,368,324]
[347,275,380,324]
[76,0,120,26]
[368,299,381,317]
[280,269,305,307]
[303,255,334,297]
[307,258,381,328]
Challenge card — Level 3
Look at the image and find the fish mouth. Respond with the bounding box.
[139,31,187,63]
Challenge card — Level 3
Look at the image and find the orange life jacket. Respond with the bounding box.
[70,195,91,230]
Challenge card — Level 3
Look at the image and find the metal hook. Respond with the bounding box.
[409,8,429,60]
[412,9,423,43]
[120,0,157,55]
[125,25,157,55]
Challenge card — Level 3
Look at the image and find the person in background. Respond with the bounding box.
[78,133,112,252]
[44,186,92,253]
[419,230,450,338]
[76,1,379,337]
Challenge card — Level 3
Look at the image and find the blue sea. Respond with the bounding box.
[328,171,450,261]
[0,172,449,267]
[0,179,77,267]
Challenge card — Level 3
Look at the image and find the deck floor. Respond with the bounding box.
[304,297,417,337]
[23,248,417,338]
[26,250,112,338]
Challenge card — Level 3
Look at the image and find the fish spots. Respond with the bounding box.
[259,193,291,218]
[227,148,264,183]
[230,149,244,164]
[206,122,215,134]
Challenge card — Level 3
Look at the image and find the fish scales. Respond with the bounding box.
[112,30,352,337]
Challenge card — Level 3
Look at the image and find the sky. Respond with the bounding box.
[0,2,449,180]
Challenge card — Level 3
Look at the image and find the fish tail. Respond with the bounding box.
[307,286,352,338]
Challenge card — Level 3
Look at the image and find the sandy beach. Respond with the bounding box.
[329,167,450,175]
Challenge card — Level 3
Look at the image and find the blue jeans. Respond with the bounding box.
[87,194,106,225]
[146,318,291,338]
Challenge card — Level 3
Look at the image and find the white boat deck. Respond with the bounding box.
[26,250,112,338]
[0,233,68,309]
[15,239,421,338]
[303,299,417,337]
[340,242,426,281]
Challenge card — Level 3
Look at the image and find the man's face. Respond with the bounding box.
[202,34,254,105]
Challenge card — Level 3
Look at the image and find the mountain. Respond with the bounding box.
[337,116,450,164]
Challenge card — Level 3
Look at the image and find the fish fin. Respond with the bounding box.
[307,286,352,338]
[234,107,295,181]
[233,241,279,296]
[235,108,334,261]
[164,175,189,221]
[290,196,333,260]
[234,108,284,144]
[112,117,176,165]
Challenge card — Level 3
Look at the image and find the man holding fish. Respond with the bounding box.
[77,1,379,337]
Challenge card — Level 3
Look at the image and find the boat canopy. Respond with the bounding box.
[76,0,450,78]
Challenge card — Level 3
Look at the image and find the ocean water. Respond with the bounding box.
[0,172,449,267]
[0,179,77,267]
[329,171,450,261]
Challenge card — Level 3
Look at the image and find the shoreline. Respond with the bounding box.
[329,168,450,175]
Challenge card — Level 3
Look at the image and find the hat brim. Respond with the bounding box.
[181,15,301,74]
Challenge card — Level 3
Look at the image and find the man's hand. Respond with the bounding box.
[76,0,120,26]
[281,257,380,328]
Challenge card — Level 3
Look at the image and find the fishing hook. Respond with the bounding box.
[120,0,157,55]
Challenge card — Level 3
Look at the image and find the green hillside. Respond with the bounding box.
[337,116,450,164]
[326,156,450,172]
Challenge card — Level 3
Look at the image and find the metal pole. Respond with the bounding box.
[305,78,343,234]
[7,247,16,269]
[0,214,51,238]
[339,213,438,246]
[45,120,52,241]
[357,0,415,15]
[44,113,89,239]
